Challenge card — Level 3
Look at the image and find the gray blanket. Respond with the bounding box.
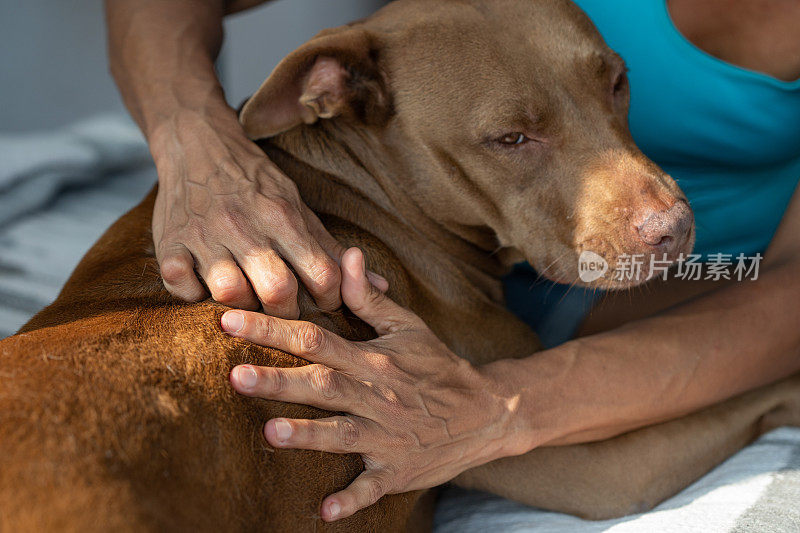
[0,114,155,336]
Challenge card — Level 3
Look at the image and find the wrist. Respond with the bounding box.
[146,98,242,150]
[145,102,260,185]
[479,341,591,455]
[476,358,548,458]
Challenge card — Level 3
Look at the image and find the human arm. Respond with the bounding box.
[104,0,386,317]
[222,187,800,520]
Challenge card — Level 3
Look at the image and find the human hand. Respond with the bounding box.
[149,109,387,318]
[223,248,529,521]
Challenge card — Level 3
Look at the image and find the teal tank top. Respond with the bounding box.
[573,0,800,256]
[503,0,800,347]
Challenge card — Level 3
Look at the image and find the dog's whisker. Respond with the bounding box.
[535,250,572,282]
[488,245,504,258]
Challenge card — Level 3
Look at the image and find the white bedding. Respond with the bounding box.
[434,428,800,532]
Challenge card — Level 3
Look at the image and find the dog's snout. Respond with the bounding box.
[636,200,693,252]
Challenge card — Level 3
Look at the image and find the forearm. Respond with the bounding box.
[105,0,226,139]
[499,254,800,451]
[104,0,273,146]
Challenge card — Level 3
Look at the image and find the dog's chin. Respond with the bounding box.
[532,262,662,291]
[576,274,651,291]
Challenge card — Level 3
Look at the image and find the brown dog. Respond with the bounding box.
[1,0,798,531]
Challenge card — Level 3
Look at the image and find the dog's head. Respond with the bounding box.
[241,0,694,289]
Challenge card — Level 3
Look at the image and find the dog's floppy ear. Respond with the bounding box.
[240,27,391,140]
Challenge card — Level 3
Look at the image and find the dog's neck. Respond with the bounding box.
[260,123,510,305]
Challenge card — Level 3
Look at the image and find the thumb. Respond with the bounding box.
[341,248,422,335]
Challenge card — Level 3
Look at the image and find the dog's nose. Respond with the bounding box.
[636,200,693,253]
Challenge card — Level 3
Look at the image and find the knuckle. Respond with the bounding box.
[338,418,360,449]
[309,364,339,400]
[160,255,194,283]
[383,317,410,335]
[371,354,397,377]
[350,287,385,314]
[365,476,386,504]
[298,324,325,354]
[366,286,385,306]
[253,315,275,341]
[259,275,296,307]
[208,276,246,302]
[381,388,403,414]
[262,367,286,395]
[310,261,341,295]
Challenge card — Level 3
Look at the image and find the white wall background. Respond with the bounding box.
[0,0,385,133]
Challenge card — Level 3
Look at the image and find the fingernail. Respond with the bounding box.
[274,419,292,442]
[222,311,244,333]
[235,366,258,389]
[368,271,387,284]
[367,271,389,292]
[328,501,341,519]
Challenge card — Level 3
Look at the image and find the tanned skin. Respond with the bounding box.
[99,0,800,523]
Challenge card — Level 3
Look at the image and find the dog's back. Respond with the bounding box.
[0,191,423,532]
